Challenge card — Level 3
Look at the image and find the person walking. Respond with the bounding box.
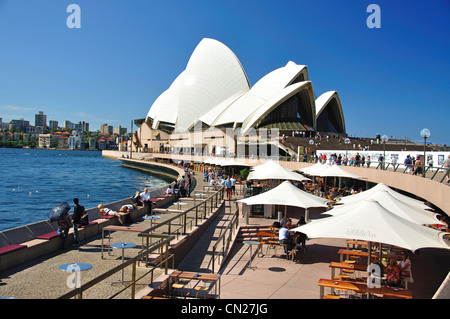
[224,176,232,200]
[441,155,450,183]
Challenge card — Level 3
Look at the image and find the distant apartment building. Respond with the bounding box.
[11,118,30,131]
[49,119,59,130]
[1,132,11,141]
[58,136,69,148]
[114,125,127,135]
[64,120,75,130]
[38,134,58,148]
[35,111,47,129]
[88,137,97,150]
[100,123,113,135]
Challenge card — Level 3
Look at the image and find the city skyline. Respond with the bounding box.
[0,109,125,134]
[0,1,448,144]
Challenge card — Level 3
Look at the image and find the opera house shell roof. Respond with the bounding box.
[146,38,346,135]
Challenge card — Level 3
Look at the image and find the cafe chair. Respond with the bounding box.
[323,294,341,299]
[341,269,356,279]
[265,241,278,257]
[194,281,211,299]
[334,287,350,299]
[172,278,191,298]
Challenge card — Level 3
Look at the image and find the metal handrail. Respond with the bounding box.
[58,187,226,299]
[372,162,450,183]
[139,186,225,238]
[57,234,175,299]
[211,201,240,274]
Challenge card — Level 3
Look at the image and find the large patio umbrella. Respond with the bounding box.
[297,162,329,176]
[325,189,443,226]
[247,160,311,182]
[339,183,430,210]
[290,199,450,253]
[220,158,251,167]
[238,180,329,221]
[314,164,363,179]
[313,164,364,188]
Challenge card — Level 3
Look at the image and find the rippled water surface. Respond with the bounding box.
[0,148,173,231]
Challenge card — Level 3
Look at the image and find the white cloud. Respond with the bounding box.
[0,105,34,112]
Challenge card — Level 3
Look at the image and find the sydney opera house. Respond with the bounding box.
[132,38,346,158]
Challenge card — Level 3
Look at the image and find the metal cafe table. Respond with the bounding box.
[110,242,137,284]
[58,263,93,288]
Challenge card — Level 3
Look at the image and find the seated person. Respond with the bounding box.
[130,191,143,208]
[279,224,295,254]
[97,204,128,225]
[285,218,293,229]
[140,188,151,206]
[166,185,174,195]
[385,259,401,287]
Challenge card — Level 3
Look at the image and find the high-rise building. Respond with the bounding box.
[101,123,113,134]
[11,118,30,131]
[64,120,75,130]
[49,119,58,130]
[35,111,47,128]
[114,125,127,135]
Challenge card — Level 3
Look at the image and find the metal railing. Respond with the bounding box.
[58,234,175,299]
[374,162,450,183]
[211,200,240,274]
[58,186,226,299]
[138,186,225,242]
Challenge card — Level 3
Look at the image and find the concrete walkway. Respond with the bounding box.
[169,195,450,300]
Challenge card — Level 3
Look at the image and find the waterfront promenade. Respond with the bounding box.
[0,159,449,300]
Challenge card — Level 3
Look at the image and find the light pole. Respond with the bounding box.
[420,128,431,177]
[344,138,350,161]
[309,139,314,162]
[381,135,389,170]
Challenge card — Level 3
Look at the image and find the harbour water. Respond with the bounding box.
[0,148,174,231]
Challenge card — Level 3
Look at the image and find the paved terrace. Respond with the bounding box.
[0,158,449,300]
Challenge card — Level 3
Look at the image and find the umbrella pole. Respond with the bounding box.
[305,208,309,222]
[368,241,372,266]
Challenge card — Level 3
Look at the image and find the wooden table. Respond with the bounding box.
[338,249,400,262]
[317,278,413,299]
[329,262,367,279]
[169,271,221,299]
[101,225,146,258]
[345,240,368,249]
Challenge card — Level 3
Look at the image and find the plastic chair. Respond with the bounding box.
[194,281,211,299]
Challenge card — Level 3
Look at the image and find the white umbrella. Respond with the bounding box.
[315,165,363,179]
[291,199,450,253]
[238,180,329,221]
[204,157,215,164]
[247,160,311,182]
[298,162,329,176]
[339,183,430,210]
[220,158,251,167]
[325,189,443,226]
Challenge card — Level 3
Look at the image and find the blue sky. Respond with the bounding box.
[0,0,448,144]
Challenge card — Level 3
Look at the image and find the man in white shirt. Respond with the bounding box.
[230,176,237,198]
[140,188,152,215]
[279,225,294,255]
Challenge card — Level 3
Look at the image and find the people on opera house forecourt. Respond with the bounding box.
[97,204,128,226]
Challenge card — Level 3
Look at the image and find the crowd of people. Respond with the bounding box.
[203,168,238,200]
